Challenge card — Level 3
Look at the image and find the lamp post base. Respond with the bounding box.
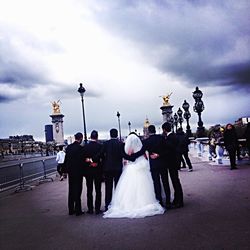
[196,126,206,138]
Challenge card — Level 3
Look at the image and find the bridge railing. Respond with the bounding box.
[0,157,56,193]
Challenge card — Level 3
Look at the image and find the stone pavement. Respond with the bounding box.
[1,155,250,250]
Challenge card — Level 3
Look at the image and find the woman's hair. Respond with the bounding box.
[226,123,234,130]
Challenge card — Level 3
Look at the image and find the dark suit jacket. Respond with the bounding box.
[64,141,85,177]
[101,138,137,172]
[102,138,125,172]
[82,140,103,174]
[163,132,178,169]
[142,134,166,170]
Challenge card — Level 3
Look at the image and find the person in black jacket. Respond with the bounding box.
[64,132,85,216]
[102,128,135,211]
[176,128,193,171]
[83,130,103,214]
[162,122,184,208]
[142,125,171,208]
[224,123,238,170]
[244,122,250,160]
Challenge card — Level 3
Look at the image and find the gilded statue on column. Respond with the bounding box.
[51,100,61,114]
[160,92,172,106]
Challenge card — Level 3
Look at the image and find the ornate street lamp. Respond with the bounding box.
[177,108,184,129]
[193,86,205,137]
[128,121,131,134]
[182,100,192,137]
[117,111,122,141]
[78,83,88,144]
[173,113,178,132]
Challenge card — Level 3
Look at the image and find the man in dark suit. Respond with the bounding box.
[102,128,136,211]
[142,125,171,208]
[162,122,184,208]
[64,132,85,216]
[83,130,103,215]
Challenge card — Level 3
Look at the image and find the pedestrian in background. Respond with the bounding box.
[223,124,238,170]
[176,128,193,172]
[245,122,250,160]
[56,145,66,181]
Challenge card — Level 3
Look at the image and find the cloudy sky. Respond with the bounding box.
[0,0,249,140]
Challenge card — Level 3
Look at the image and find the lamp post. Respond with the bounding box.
[177,108,184,129]
[128,121,131,134]
[78,83,88,144]
[117,111,122,141]
[193,86,205,137]
[182,100,192,137]
[169,116,174,131]
[173,113,178,132]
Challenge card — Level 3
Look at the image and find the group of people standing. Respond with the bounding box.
[60,122,188,219]
[208,122,250,170]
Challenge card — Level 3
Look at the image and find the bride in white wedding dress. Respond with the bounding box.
[103,133,165,218]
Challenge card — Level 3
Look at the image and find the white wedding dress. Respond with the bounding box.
[103,134,165,218]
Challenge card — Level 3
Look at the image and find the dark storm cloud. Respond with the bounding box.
[0,24,64,103]
[0,95,13,102]
[89,0,250,89]
[47,84,101,100]
[0,60,44,86]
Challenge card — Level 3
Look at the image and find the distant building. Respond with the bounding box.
[9,135,34,141]
[45,125,53,142]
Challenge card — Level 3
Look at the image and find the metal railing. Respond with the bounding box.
[0,157,56,193]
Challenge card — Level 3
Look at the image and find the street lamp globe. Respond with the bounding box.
[182,100,190,111]
[192,86,203,100]
[78,83,86,97]
[177,107,183,117]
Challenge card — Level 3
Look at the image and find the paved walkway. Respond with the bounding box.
[1,155,250,250]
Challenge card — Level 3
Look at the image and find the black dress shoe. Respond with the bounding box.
[75,211,84,216]
[231,166,238,170]
[172,202,184,209]
[69,211,75,215]
[87,210,94,214]
[95,210,103,215]
[166,203,172,209]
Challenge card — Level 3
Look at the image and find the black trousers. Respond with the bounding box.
[177,152,193,170]
[168,167,184,205]
[68,174,83,214]
[151,168,170,205]
[85,171,102,212]
[57,163,64,176]
[104,171,122,209]
[227,147,237,168]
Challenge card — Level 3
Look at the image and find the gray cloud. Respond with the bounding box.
[88,0,250,89]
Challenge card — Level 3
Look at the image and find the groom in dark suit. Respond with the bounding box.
[83,130,103,215]
[162,122,184,208]
[102,128,137,211]
[142,125,171,208]
[102,129,124,211]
